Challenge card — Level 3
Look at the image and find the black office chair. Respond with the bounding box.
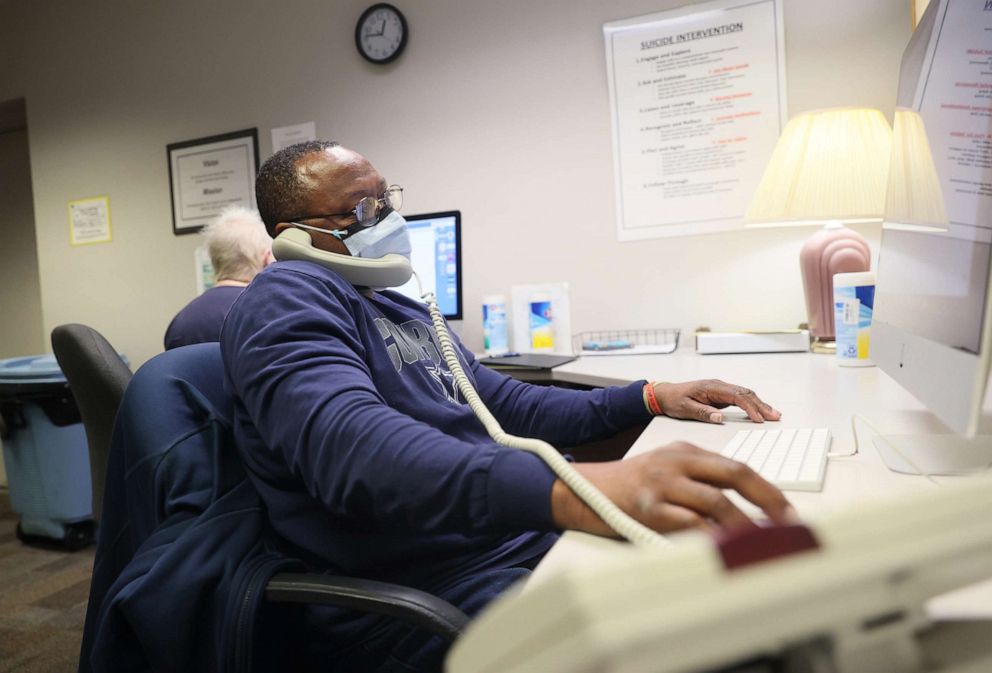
[50,323,133,522]
[79,342,467,672]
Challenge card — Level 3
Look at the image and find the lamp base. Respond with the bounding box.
[810,337,836,355]
[800,222,871,341]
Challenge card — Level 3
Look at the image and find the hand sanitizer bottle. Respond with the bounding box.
[482,295,509,356]
[833,271,875,367]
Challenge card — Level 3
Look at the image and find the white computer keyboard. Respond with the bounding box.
[720,428,831,492]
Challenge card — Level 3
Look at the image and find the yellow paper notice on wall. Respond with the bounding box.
[68,195,112,246]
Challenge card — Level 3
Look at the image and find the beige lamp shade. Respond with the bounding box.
[884,108,948,232]
[744,107,892,227]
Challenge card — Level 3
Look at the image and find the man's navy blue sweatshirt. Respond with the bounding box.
[220,260,650,590]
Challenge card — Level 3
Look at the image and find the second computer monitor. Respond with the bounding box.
[393,211,463,320]
[872,226,992,430]
[872,226,992,473]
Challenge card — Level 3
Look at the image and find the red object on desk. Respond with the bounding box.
[716,523,820,571]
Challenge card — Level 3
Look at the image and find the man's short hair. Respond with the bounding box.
[202,206,271,282]
[255,140,341,237]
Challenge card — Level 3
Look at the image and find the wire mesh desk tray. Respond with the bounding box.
[572,328,681,356]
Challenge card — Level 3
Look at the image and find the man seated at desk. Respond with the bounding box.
[220,140,797,672]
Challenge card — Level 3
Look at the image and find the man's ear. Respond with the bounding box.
[274,221,294,237]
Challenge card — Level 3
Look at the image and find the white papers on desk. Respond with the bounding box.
[696,330,809,354]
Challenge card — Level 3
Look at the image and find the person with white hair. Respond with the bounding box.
[164,206,274,350]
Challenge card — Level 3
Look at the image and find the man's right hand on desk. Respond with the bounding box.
[550,443,798,537]
[652,380,782,425]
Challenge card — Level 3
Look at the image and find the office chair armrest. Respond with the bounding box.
[265,572,470,641]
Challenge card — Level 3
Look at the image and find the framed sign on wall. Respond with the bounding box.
[167,128,258,236]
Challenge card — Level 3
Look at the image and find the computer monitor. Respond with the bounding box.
[393,211,463,320]
[870,0,992,475]
[872,228,992,474]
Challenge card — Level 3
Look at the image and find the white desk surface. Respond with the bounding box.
[534,347,992,619]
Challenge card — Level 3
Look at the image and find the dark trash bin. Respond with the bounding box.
[0,355,95,550]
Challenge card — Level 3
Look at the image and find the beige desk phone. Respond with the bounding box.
[446,476,992,673]
[272,227,414,289]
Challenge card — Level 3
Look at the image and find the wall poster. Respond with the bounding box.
[68,195,112,246]
[604,0,787,240]
[167,128,258,236]
[271,121,317,153]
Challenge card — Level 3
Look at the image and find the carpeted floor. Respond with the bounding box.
[0,488,94,673]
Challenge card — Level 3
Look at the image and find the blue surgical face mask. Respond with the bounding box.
[344,210,412,261]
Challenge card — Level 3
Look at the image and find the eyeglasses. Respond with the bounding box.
[287,185,403,240]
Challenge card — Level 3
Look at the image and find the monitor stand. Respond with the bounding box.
[873,435,992,475]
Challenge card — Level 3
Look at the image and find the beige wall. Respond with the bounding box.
[0,0,912,369]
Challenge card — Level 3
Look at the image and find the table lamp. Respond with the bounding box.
[884,107,948,233]
[743,108,892,353]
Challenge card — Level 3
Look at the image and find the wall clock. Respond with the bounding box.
[355,4,408,65]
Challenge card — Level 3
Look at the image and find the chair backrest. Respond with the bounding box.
[83,343,464,671]
[81,342,255,673]
[50,324,132,521]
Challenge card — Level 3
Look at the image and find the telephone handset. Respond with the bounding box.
[272,224,666,548]
[272,227,413,288]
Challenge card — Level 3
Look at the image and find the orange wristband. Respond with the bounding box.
[644,382,663,416]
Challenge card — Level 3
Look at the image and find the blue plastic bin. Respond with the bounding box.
[0,354,95,550]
